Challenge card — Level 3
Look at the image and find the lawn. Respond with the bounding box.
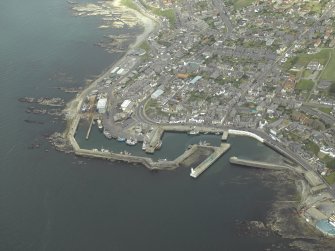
[302,70,313,78]
[295,79,314,90]
[121,0,140,12]
[319,107,333,114]
[139,41,150,52]
[139,0,176,27]
[323,155,335,169]
[302,1,323,14]
[151,8,176,27]
[233,0,257,9]
[325,172,335,185]
[295,48,332,66]
[304,140,320,155]
[320,49,335,81]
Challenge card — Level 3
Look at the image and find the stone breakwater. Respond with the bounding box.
[66,110,230,171]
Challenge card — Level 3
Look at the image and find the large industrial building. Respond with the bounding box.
[120,99,133,112]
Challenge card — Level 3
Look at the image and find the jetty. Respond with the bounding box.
[190,143,230,178]
[228,129,264,143]
[86,117,94,140]
[145,127,164,153]
[229,156,288,170]
[221,131,228,141]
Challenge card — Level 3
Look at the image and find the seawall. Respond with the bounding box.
[228,129,264,143]
[229,156,288,170]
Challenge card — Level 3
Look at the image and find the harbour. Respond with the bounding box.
[190,143,230,178]
[2,0,335,250]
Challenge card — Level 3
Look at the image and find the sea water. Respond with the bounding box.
[0,0,296,250]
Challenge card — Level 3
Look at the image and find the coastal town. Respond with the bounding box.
[52,0,335,239]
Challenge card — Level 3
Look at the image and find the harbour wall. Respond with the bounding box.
[162,124,224,134]
[263,141,300,164]
[190,143,231,178]
[228,129,265,143]
[229,156,288,170]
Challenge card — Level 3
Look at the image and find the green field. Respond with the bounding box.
[323,155,335,169]
[233,0,257,9]
[295,79,314,90]
[139,0,176,27]
[305,140,320,155]
[152,8,176,27]
[295,49,332,66]
[121,0,141,11]
[325,172,335,185]
[139,41,150,51]
[320,49,335,81]
[302,70,313,78]
[319,107,333,114]
[302,1,322,14]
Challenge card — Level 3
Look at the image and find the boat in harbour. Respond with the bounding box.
[117,136,126,142]
[100,148,110,153]
[142,141,147,151]
[188,130,199,135]
[155,140,162,150]
[103,130,112,139]
[126,138,137,146]
[97,119,103,130]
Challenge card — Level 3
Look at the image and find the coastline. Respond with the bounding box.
[57,0,335,243]
[64,0,157,127]
[106,0,158,49]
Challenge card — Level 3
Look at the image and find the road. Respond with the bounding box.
[251,129,334,194]
[212,0,233,33]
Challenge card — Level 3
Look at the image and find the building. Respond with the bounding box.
[189,76,202,85]
[121,99,133,112]
[97,98,107,114]
[111,67,120,74]
[151,89,164,99]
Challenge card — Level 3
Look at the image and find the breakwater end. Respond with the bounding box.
[190,143,230,178]
[229,156,289,171]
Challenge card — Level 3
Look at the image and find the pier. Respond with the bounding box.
[145,127,164,153]
[228,129,264,143]
[229,156,288,170]
[162,124,224,134]
[190,143,230,178]
[221,131,228,141]
[86,117,94,140]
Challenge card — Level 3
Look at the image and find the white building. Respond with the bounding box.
[320,146,335,158]
[121,99,132,112]
[97,98,107,114]
[151,89,164,99]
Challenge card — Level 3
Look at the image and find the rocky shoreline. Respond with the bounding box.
[259,171,335,250]
[18,97,64,106]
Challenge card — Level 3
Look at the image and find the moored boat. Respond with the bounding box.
[188,130,199,135]
[142,141,147,151]
[155,140,162,149]
[97,119,103,130]
[117,136,126,142]
[126,138,137,146]
[103,130,112,139]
